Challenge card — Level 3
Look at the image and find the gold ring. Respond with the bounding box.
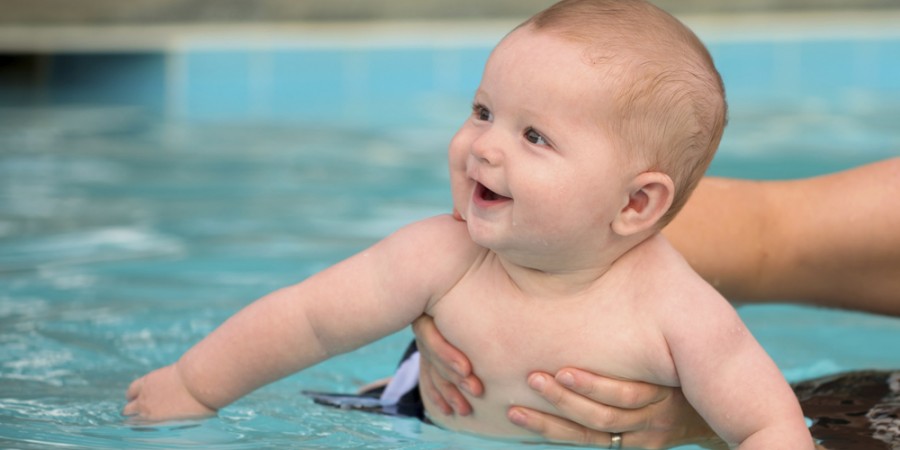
[609,432,623,449]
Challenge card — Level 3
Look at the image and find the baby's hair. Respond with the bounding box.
[523,0,727,226]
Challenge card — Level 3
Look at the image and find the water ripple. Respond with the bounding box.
[0,227,185,273]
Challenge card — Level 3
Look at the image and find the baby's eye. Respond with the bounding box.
[472,103,493,122]
[524,127,548,146]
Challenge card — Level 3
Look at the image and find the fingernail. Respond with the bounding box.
[452,362,465,376]
[558,371,575,387]
[528,374,546,391]
[460,380,474,395]
[508,408,527,426]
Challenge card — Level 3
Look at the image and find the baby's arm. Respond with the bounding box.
[664,288,813,449]
[124,215,474,421]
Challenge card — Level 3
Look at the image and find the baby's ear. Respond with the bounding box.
[611,171,674,237]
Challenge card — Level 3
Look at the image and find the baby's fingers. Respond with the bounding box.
[126,376,144,402]
[122,400,139,417]
[123,376,151,419]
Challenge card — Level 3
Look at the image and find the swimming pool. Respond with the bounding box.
[1,13,899,449]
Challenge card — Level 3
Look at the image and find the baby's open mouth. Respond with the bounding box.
[476,182,511,202]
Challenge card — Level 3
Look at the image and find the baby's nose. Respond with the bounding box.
[470,130,504,165]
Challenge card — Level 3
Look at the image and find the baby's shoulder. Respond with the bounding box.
[384,214,483,278]
[625,234,725,305]
[391,214,478,252]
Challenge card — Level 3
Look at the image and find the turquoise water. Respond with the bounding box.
[2,23,900,449]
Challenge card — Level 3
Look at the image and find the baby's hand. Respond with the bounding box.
[123,364,216,422]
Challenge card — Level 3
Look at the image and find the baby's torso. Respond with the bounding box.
[423,249,681,439]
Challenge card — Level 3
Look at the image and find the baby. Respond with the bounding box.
[124,1,813,448]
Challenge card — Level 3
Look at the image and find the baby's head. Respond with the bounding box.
[523,0,727,226]
[449,0,726,260]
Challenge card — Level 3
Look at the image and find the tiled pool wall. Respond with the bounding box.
[167,45,492,127]
[1,26,899,129]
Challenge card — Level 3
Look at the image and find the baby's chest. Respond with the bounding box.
[431,284,679,386]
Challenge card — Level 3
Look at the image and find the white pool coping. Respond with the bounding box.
[1,9,900,53]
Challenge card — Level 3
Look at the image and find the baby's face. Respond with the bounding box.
[449,26,637,266]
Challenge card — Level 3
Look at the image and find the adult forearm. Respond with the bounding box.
[666,158,900,315]
[750,158,900,315]
[663,176,770,301]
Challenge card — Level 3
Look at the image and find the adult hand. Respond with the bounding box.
[412,315,483,416]
[508,369,725,449]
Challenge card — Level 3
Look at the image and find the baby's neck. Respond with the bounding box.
[495,231,658,299]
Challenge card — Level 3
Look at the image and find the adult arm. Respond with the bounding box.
[669,157,900,315]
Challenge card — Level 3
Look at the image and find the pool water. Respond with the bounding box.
[2,18,900,449]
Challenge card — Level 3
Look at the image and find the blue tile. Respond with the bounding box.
[182,50,255,120]
[453,48,491,96]
[268,49,348,121]
[709,42,780,102]
[25,33,892,127]
[871,39,900,91]
[364,48,438,98]
[796,40,859,94]
[711,38,900,106]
